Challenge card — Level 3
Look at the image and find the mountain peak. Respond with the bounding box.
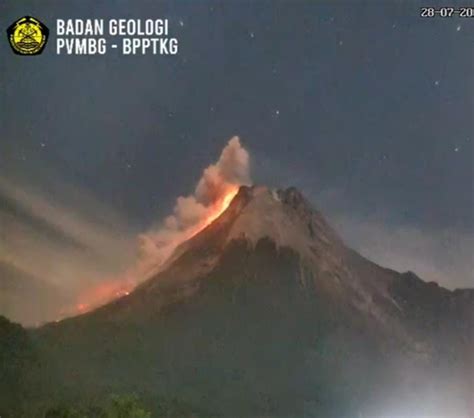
[224,185,342,257]
[278,185,307,208]
[140,184,345,297]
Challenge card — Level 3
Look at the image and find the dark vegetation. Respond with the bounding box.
[1,238,472,417]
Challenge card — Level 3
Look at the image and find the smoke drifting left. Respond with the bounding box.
[78,137,251,316]
[0,175,136,325]
[0,138,251,324]
[139,137,250,264]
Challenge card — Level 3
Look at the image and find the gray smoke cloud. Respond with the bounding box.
[0,137,251,324]
[0,175,137,325]
[138,136,251,269]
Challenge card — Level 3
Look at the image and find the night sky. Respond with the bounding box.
[1,0,473,292]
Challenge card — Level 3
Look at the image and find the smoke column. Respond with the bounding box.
[138,136,251,270]
[73,137,251,315]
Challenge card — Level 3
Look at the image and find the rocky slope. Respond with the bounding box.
[31,186,473,417]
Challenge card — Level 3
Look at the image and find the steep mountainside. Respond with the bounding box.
[30,186,473,417]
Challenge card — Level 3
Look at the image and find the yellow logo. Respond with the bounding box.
[7,16,49,55]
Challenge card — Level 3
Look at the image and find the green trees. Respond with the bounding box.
[0,316,37,416]
[44,406,85,418]
[104,395,151,418]
[43,395,151,418]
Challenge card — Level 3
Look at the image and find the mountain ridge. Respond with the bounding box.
[41,185,472,349]
[30,185,473,417]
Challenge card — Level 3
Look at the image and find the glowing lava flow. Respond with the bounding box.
[68,186,239,318]
[194,185,239,234]
[75,279,133,313]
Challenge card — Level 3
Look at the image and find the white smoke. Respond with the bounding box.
[0,137,252,323]
[137,136,251,272]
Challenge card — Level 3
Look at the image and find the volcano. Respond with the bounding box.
[12,186,474,417]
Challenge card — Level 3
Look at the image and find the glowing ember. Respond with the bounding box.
[53,138,250,321]
[70,187,239,317]
[197,186,238,232]
[72,279,136,315]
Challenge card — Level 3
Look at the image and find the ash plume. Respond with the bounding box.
[138,136,251,270]
[61,137,251,317]
[1,137,252,321]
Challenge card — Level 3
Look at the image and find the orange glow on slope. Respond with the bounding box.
[67,186,240,318]
[63,278,135,318]
[165,185,239,244]
[198,185,239,231]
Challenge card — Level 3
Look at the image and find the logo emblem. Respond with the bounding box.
[7,16,49,55]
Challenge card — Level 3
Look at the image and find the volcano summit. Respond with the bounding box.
[2,186,473,417]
